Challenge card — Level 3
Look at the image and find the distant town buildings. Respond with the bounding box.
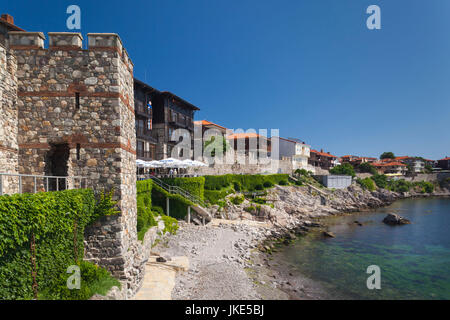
[340,155,377,166]
[134,79,199,160]
[395,156,425,173]
[437,157,450,170]
[226,132,271,161]
[372,161,408,175]
[308,149,337,170]
[275,137,312,171]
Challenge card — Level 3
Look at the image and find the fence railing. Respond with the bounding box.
[0,173,88,196]
[137,175,207,208]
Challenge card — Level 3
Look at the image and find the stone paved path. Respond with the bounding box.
[133,256,189,300]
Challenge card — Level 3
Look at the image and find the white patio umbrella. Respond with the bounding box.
[136,159,146,167]
[181,159,196,167]
[144,160,163,168]
[159,158,185,168]
[191,160,208,167]
[182,159,207,167]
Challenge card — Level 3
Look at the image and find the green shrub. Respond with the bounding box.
[160,216,178,235]
[252,197,267,205]
[230,195,245,205]
[233,181,241,192]
[152,206,164,215]
[217,200,227,208]
[357,177,376,191]
[387,179,412,193]
[372,174,388,189]
[330,163,356,177]
[255,184,264,190]
[0,189,116,300]
[294,169,311,177]
[279,180,288,186]
[414,181,434,194]
[40,260,121,300]
[244,206,256,213]
[263,181,274,188]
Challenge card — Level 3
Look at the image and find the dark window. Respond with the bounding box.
[76,143,81,160]
[75,92,80,110]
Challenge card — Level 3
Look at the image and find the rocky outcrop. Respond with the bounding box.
[382,213,411,225]
[209,183,404,234]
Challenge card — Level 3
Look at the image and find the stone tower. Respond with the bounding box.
[0,42,18,194]
[8,31,143,296]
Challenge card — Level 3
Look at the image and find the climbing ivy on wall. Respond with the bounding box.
[0,189,118,300]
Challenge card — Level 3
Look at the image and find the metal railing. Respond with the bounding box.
[0,173,87,196]
[138,175,207,208]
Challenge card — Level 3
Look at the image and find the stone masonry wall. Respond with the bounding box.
[10,31,143,297]
[0,43,18,194]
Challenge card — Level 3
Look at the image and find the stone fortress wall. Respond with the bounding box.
[0,43,18,194]
[2,30,144,297]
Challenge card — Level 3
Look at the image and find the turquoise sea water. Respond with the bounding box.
[277,198,450,299]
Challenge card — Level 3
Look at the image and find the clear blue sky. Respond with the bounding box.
[4,0,450,160]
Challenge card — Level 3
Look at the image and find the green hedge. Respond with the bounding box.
[136,179,180,238]
[204,187,234,205]
[152,177,205,220]
[369,174,434,194]
[136,180,156,241]
[161,177,205,200]
[202,174,288,204]
[204,174,289,192]
[0,189,116,300]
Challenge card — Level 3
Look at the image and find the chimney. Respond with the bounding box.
[320,149,323,153]
[1,14,14,25]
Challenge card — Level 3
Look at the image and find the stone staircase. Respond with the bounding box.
[147,176,211,223]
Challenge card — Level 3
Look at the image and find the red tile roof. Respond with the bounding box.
[227,132,265,140]
[439,157,450,161]
[194,120,227,130]
[311,149,337,158]
[373,161,407,167]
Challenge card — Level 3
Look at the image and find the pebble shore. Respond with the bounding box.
[151,184,450,300]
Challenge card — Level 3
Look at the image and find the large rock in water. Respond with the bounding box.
[383,213,411,225]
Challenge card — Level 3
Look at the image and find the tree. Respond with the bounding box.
[204,136,230,157]
[424,164,433,173]
[357,162,377,175]
[380,152,395,159]
[330,163,356,177]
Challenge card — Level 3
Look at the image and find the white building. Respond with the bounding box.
[401,157,425,173]
[275,137,314,172]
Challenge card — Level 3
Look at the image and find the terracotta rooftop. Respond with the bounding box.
[227,132,265,140]
[194,120,227,130]
[311,149,337,158]
[0,14,25,32]
[373,161,407,167]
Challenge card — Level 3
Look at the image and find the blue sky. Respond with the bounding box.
[4,0,450,159]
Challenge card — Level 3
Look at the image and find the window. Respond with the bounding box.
[76,143,81,160]
[75,92,80,110]
[150,144,156,160]
[137,140,144,157]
